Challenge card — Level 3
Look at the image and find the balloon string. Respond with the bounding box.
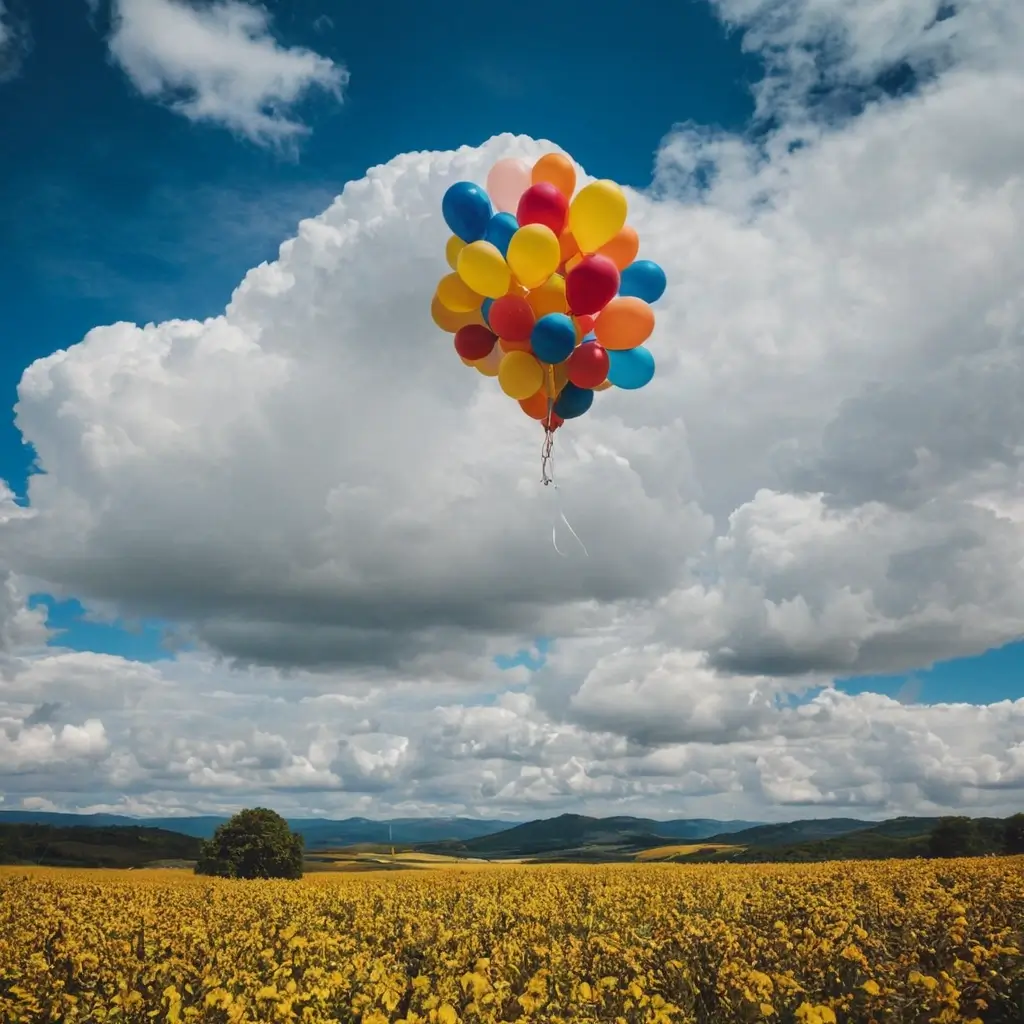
[540,422,588,558]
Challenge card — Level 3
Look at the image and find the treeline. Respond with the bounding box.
[0,823,202,868]
[701,813,1024,864]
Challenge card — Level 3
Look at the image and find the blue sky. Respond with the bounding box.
[2,0,1020,703]
[1,0,1022,820]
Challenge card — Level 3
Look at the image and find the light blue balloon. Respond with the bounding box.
[531,313,576,365]
[607,347,655,390]
[442,181,493,243]
[483,212,518,257]
[619,260,667,304]
[554,383,594,420]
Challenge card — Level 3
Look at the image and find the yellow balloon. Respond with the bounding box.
[540,361,569,399]
[437,272,483,313]
[526,274,568,318]
[473,347,502,377]
[569,179,628,254]
[498,350,544,400]
[594,379,613,391]
[506,223,560,289]
[445,235,465,271]
[457,240,512,299]
[431,294,482,333]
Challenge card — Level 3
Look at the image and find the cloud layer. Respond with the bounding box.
[107,0,346,144]
[2,0,1023,818]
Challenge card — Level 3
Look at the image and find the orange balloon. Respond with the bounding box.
[573,314,596,343]
[432,294,483,333]
[594,379,613,391]
[598,225,640,271]
[532,153,577,200]
[564,252,583,274]
[520,389,551,420]
[558,229,579,264]
[594,296,655,350]
[526,275,568,318]
[460,355,475,367]
[500,336,531,353]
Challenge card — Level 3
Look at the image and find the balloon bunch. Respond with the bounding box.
[430,153,666,481]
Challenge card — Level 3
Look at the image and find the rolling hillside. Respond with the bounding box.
[0,823,202,868]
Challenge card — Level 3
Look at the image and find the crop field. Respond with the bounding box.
[1,858,1022,1023]
[633,845,737,862]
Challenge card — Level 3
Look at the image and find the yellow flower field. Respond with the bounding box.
[1,858,1022,1023]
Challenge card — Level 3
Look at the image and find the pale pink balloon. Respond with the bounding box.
[486,158,532,215]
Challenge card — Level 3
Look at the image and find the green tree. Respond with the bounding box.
[927,816,981,859]
[195,808,303,879]
[1003,812,1024,855]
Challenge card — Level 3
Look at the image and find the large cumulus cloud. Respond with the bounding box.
[1,0,1024,817]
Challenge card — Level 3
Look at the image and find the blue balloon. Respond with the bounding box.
[481,298,494,327]
[554,382,595,420]
[483,212,518,257]
[619,260,667,304]
[531,313,576,365]
[442,181,493,243]
[607,347,655,390]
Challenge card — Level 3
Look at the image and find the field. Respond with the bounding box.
[633,845,738,862]
[1,859,1022,1023]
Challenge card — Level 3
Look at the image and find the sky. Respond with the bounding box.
[0,0,1022,824]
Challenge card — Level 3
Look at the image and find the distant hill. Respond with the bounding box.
[0,823,202,868]
[702,817,879,847]
[415,813,759,860]
[0,812,519,847]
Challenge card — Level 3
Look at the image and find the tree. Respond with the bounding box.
[1003,813,1024,855]
[927,816,981,859]
[195,808,304,879]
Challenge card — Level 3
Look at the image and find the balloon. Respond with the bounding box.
[437,272,483,313]
[454,324,497,361]
[531,313,576,365]
[545,412,564,431]
[594,296,655,350]
[486,158,532,214]
[483,212,519,257]
[457,240,511,299]
[526,274,567,318]
[566,254,620,316]
[498,350,545,400]
[619,259,667,303]
[558,230,579,267]
[517,183,569,236]
[460,355,475,367]
[598,225,640,271]
[541,361,570,399]
[500,336,531,353]
[481,298,494,327]
[520,389,552,420]
[431,294,482,333]
[532,153,576,200]
[506,224,560,289]
[473,346,503,377]
[606,346,655,390]
[566,342,610,389]
[445,235,465,271]
[569,180,627,253]
[442,181,493,243]
[489,294,535,341]
[572,314,596,342]
[594,379,613,391]
[554,382,595,419]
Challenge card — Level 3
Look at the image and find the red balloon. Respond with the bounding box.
[488,294,535,342]
[454,324,497,361]
[543,412,564,431]
[566,254,620,316]
[566,341,610,389]
[517,183,569,236]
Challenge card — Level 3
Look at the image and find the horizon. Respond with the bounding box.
[1,0,1023,822]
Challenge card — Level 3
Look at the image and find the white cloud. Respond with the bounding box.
[1,0,1023,817]
[107,0,346,144]
[0,0,29,82]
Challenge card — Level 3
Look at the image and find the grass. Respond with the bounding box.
[634,843,741,861]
